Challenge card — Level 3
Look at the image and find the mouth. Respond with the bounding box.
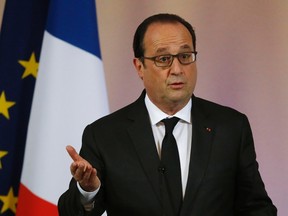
[169,82,185,90]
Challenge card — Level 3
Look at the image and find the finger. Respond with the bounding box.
[73,161,92,178]
[82,166,93,182]
[66,145,82,162]
[80,167,100,192]
[92,168,97,177]
[73,162,87,182]
[82,166,97,182]
[70,162,79,175]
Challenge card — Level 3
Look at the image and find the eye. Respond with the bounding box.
[156,55,172,63]
[179,53,191,60]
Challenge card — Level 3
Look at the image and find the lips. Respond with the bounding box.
[169,82,185,89]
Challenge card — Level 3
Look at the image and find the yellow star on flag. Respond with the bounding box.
[0,151,8,169]
[0,187,18,214]
[18,52,39,78]
[0,91,16,120]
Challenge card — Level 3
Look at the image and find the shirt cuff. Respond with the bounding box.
[77,182,100,204]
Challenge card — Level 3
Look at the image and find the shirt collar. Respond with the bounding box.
[145,94,192,125]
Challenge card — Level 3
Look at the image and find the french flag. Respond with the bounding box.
[17,0,109,215]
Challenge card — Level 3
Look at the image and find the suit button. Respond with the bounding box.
[158,166,165,173]
[78,210,84,216]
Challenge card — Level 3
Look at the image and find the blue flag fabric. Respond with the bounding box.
[0,0,49,215]
[46,0,101,58]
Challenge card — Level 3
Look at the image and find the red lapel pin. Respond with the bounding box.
[205,127,212,132]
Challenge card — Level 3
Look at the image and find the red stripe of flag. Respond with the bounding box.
[17,183,58,216]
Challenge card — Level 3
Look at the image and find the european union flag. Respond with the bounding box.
[0,0,49,215]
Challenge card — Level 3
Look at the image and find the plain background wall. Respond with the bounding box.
[0,1,4,27]
[1,1,287,215]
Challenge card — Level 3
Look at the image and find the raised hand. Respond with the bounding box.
[66,145,100,192]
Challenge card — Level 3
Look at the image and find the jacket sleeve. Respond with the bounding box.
[58,124,106,216]
[235,115,277,216]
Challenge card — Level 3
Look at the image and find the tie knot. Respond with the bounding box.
[162,117,180,135]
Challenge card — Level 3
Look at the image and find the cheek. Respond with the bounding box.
[143,71,166,90]
[187,67,197,87]
[143,73,156,86]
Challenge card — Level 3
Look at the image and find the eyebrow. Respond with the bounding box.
[155,44,192,54]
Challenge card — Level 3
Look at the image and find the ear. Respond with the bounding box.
[133,58,144,80]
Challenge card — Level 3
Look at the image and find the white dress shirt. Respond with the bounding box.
[145,95,192,196]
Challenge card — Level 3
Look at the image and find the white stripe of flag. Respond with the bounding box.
[17,1,109,215]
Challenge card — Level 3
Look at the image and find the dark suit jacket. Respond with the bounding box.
[58,91,277,216]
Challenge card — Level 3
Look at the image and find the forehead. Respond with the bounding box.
[143,22,193,54]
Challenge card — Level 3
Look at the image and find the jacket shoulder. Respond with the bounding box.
[193,96,247,121]
[89,91,146,129]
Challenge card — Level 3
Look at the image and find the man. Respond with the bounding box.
[58,13,277,216]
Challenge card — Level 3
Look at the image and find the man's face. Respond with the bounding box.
[134,22,197,114]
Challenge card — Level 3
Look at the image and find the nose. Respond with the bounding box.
[170,57,183,75]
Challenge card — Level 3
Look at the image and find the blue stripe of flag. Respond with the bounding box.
[0,0,49,208]
[46,0,102,58]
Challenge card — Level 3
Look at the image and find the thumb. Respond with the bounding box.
[66,145,82,162]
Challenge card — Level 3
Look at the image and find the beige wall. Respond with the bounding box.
[0,0,6,30]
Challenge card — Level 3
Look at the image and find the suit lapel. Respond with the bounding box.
[181,96,215,215]
[126,93,162,203]
[126,93,216,214]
